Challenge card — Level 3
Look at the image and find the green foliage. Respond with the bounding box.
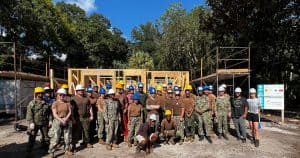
[128,51,154,70]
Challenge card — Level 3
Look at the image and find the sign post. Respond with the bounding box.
[257,84,285,124]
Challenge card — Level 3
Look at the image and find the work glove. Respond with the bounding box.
[29,123,35,130]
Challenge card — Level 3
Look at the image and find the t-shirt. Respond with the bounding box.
[137,122,156,138]
[181,98,194,114]
[231,97,247,118]
[171,99,183,116]
[161,118,176,131]
[71,95,90,117]
[247,98,260,114]
[52,101,70,118]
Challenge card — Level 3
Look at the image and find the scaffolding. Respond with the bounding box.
[191,46,251,96]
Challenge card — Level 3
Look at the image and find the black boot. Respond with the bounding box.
[206,136,213,144]
[255,139,260,147]
[223,133,228,140]
[199,135,204,141]
[242,138,246,143]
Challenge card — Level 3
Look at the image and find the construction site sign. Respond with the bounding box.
[257,84,285,110]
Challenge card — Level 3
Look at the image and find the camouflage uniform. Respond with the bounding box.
[128,103,142,143]
[194,95,212,136]
[97,97,105,140]
[48,119,72,153]
[104,99,121,145]
[216,96,231,134]
[26,99,51,152]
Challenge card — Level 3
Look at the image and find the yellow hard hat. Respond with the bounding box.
[156,85,162,91]
[165,109,172,116]
[34,87,44,93]
[61,84,68,89]
[116,83,123,89]
[118,80,125,85]
[185,84,193,91]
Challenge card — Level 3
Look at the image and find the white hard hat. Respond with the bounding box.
[175,91,180,95]
[75,84,85,91]
[57,88,67,95]
[220,84,227,88]
[218,86,225,91]
[162,84,167,88]
[149,114,157,121]
[249,88,256,93]
[44,87,50,90]
[234,87,242,93]
[107,89,115,95]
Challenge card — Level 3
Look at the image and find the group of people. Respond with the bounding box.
[25,81,261,158]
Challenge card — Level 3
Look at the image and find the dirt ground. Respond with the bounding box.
[0,114,299,158]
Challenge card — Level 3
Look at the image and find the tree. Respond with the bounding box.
[128,51,154,70]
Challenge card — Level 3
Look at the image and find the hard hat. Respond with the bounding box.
[106,83,112,89]
[235,87,242,93]
[165,109,172,116]
[162,84,167,88]
[178,85,182,88]
[220,84,227,88]
[44,87,50,91]
[218,86,225,91]
[34,87,44,93]
[173,86,179,91]
[86,87,93,93]
[99,88,106,94]
[149,114,157,121]
[138,82,144,88]
[185,84,193,91]
[167,89,173,94]
[75,84,85,91]
[197,86,203,92]
[61,84,68,89]
[116,83,123,89]
[168,80,172,85]
[132,92,140,100]
[208,85,214,91]
[118,80,125,85]
[149,87,156,94]
[203,85,209,90]
[249,88,256,93]
[57,88,67,95]
[175,91,180,96]
[128,85,134,91]
[156,85,162,91]
[107,89,115,95]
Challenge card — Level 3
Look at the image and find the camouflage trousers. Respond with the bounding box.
[173,116,184,140]
[184,113,197,137]
[217,113,228,134]
[128,117,141,143]
[48,119,72,153]
[106,120,119,144]
[26,124,48,152]
[97,112,105,139]
[195,112,213,136]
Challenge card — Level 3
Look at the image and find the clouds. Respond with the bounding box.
[54,0,97,13]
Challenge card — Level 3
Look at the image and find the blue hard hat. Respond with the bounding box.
[208,85,214,91]
[106,83,112,89]
[149,87,156,94]
[197,86,203,92]
[86,87,93,93]
[99,87,106,94]
[203,85,209,90]
[132,92,140,100]
[173,86,179,91]
[138,82,144,88]
[128,85,134,91]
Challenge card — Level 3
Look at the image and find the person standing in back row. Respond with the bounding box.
[97,88,106,145]
[216,86,231,140]
[231,87,248,143]
[247,88,261,147]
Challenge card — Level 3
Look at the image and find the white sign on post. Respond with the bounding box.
[257,84,285,123]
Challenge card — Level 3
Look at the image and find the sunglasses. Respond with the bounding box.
[59,94,66,97]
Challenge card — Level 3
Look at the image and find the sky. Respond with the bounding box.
[53,0,206,40]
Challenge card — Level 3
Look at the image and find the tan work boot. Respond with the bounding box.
[98,139,105,145]
[106,144,112,150]
[47,153,54,158]
[112,143,119,148]
[179,139,183,145]
[128,142,132,147]
[86,143,93,148]
[64,150,73,156]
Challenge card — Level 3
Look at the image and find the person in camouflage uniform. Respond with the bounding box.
[48,88,72,158]
[216,86,231,140]
[104,89,121,150]
[26,87,51,156]
[171,90,185,145]
[97,87,106,144]
[127,92,143,147]
[194,85,213,143]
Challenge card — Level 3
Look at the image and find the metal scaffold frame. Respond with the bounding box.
[191,46,251,96]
